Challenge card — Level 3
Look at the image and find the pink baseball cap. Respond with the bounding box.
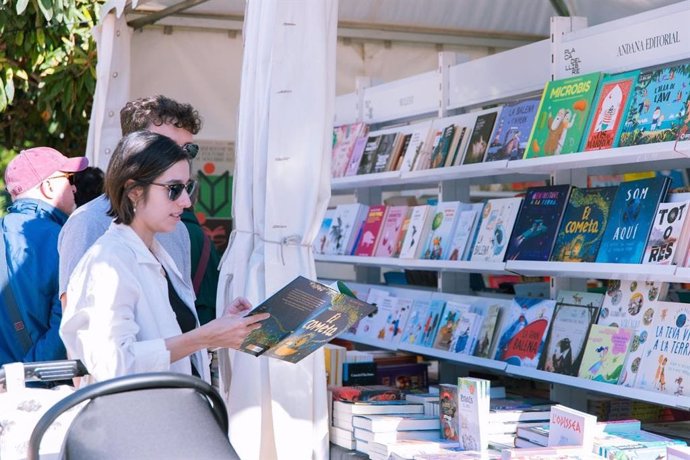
[5,147,89,197]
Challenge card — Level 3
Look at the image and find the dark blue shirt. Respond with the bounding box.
[0,198,68,366]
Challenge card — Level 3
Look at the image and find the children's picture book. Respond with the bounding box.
[470,197,523,262]
[331,122,368,178]
[555,290,605,308]
[448,308,479,355]
[374,205,409,258]
[577,324,633,384]
[385,297,413,345]
[457,377,490,451]
[485,96,541,161]
[447,209,480,261]
[504,185,572,261]
[595,176,671,264]
[421,202,461,260]
[597,279,667,329]
[547,404,598,453]
[420,299,447,348]
[399,205,434,259]
[524,72,602,158]
[439,384,459,441]
[642,201,690,265]
[429,124,457,169]
[540,303,599,376]
[354,205,388,257]
[550,186,618,262]
[493,297,557,368]
[432,300,471,352]
[400,299,432,346]
[238,277,377,363]
[634,301,690,396]
[313,208,335,255]
[325,203,369,256]
[462,110,499,164]
[344,136,369,177]
[472,297,511,359]
[619,62,690,146]
[581,71,638,151]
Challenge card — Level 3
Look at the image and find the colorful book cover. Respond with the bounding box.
[595,176,671,263]
[393,213,412,258]
[550,186,618,262]
[432,300,471,352]
[372,133,399,174]
[493,297,557,368]
[313,208,335,255]
[619,62,690,146]
[357,135,382,175]
[462,110,499,164]
[577,324,633,384]
[447,209,479,261]
[472,298,511,359]
[485,97,541,161]
[326,203,369,255]
[384,297,413,345]
[354,205,388,257]
[398,121,433,173]
[331,122,368,178]
[582,71,638,151]
[439,384,459,441]
[457,377,490,451]
[400,299,432,346]
[540,303,600,376]
[429,124,456,169]
[642,201,689,265]
[524,72,602,158]
[399,205,434,259]
[547,404,598,453]
[504,185,572,261]
[420,299,447,348]
[470,197,523,262]
[239,276,377,363]
[618,324,650,388]
[355,288,390,339]
[344,136,368,177]
[597,279,666,329]
[421,201,461,260]
[449,310,478,355]
[374,205,409,258]
[634,301,690,396]
[555,290,605,308]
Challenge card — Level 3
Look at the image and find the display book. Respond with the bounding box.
[237,276,377,363]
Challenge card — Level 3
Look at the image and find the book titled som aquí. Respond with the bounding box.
[238,276,377,363]
[524,72,602,158]
[595,176,670,264]
[504,184,572,261]
[550,186,618,263]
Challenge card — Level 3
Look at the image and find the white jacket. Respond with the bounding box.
[60,223,210,385]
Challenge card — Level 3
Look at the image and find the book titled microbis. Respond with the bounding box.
[238,276,377,363]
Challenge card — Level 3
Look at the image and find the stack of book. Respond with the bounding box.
[351,413,441,448]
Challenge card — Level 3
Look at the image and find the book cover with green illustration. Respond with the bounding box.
[524,72,602,158]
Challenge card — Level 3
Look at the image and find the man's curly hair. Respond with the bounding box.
[120,95,202,136]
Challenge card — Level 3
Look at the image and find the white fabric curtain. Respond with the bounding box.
[85,3,132,170]
[216,1,337,459]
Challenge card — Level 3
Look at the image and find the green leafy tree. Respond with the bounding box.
[0,0,100,212]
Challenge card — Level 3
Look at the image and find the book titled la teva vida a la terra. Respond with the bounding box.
[237,276,376,363]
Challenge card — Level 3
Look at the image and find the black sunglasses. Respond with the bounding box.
[145,180,198,201]
[182,143,199,159]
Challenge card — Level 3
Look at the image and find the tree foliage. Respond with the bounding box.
[0,0,101,159]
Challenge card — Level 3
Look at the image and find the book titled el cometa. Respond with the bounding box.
[238,276,377,363]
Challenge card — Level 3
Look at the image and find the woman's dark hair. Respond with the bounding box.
[105,131,191,225]
[73,166,105,207]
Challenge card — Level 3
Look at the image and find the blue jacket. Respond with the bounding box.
[0,199,68,366]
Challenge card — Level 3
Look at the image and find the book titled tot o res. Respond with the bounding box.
[238,276,377,363]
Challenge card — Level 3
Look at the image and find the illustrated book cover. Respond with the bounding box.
[504,184,572,261]
[432,300,472,352]
[439,383,459,441]
[399,205,434,259]
[550,186,618,262]
[470,197,523,262]
[398,121,433,173]
[354,205,388,257]
[485,96,541,161]
[472,297,512,359]
[596,279,667,329]
[331,122,368,178]
[344,136,369,177]
[238,276,377,363]
[447,208,480,261]
[462,109,500,164]
[457,377,490,451]
[400,299,432,346]
[357,135,382,175]
[524,72,602,158]
[374,205,410,258]
[642,200,690,265]
[619,61,690,147]
[581,71,638,151]
[420,299,447,348]
[421,201,461,260]
[313,208,335,255]
[595,175,671,264]
[429,123,457,169]
[577,324,633,384]
[325,203,369,255]
[539,303,600,376]
[493,296,557,368]
[372,133,400,174]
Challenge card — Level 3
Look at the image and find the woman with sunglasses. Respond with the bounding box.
[60,131,269,384]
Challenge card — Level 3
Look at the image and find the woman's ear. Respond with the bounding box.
[125,180,143,206]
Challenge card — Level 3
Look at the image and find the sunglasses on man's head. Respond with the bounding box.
[145,180,198,201]
[182,143,199,159]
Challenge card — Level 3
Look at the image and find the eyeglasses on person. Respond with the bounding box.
[144,180,198,201]
[46,173,75,185]
[182,143,199,159]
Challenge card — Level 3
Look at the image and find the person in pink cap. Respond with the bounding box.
[0,147,88,370]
